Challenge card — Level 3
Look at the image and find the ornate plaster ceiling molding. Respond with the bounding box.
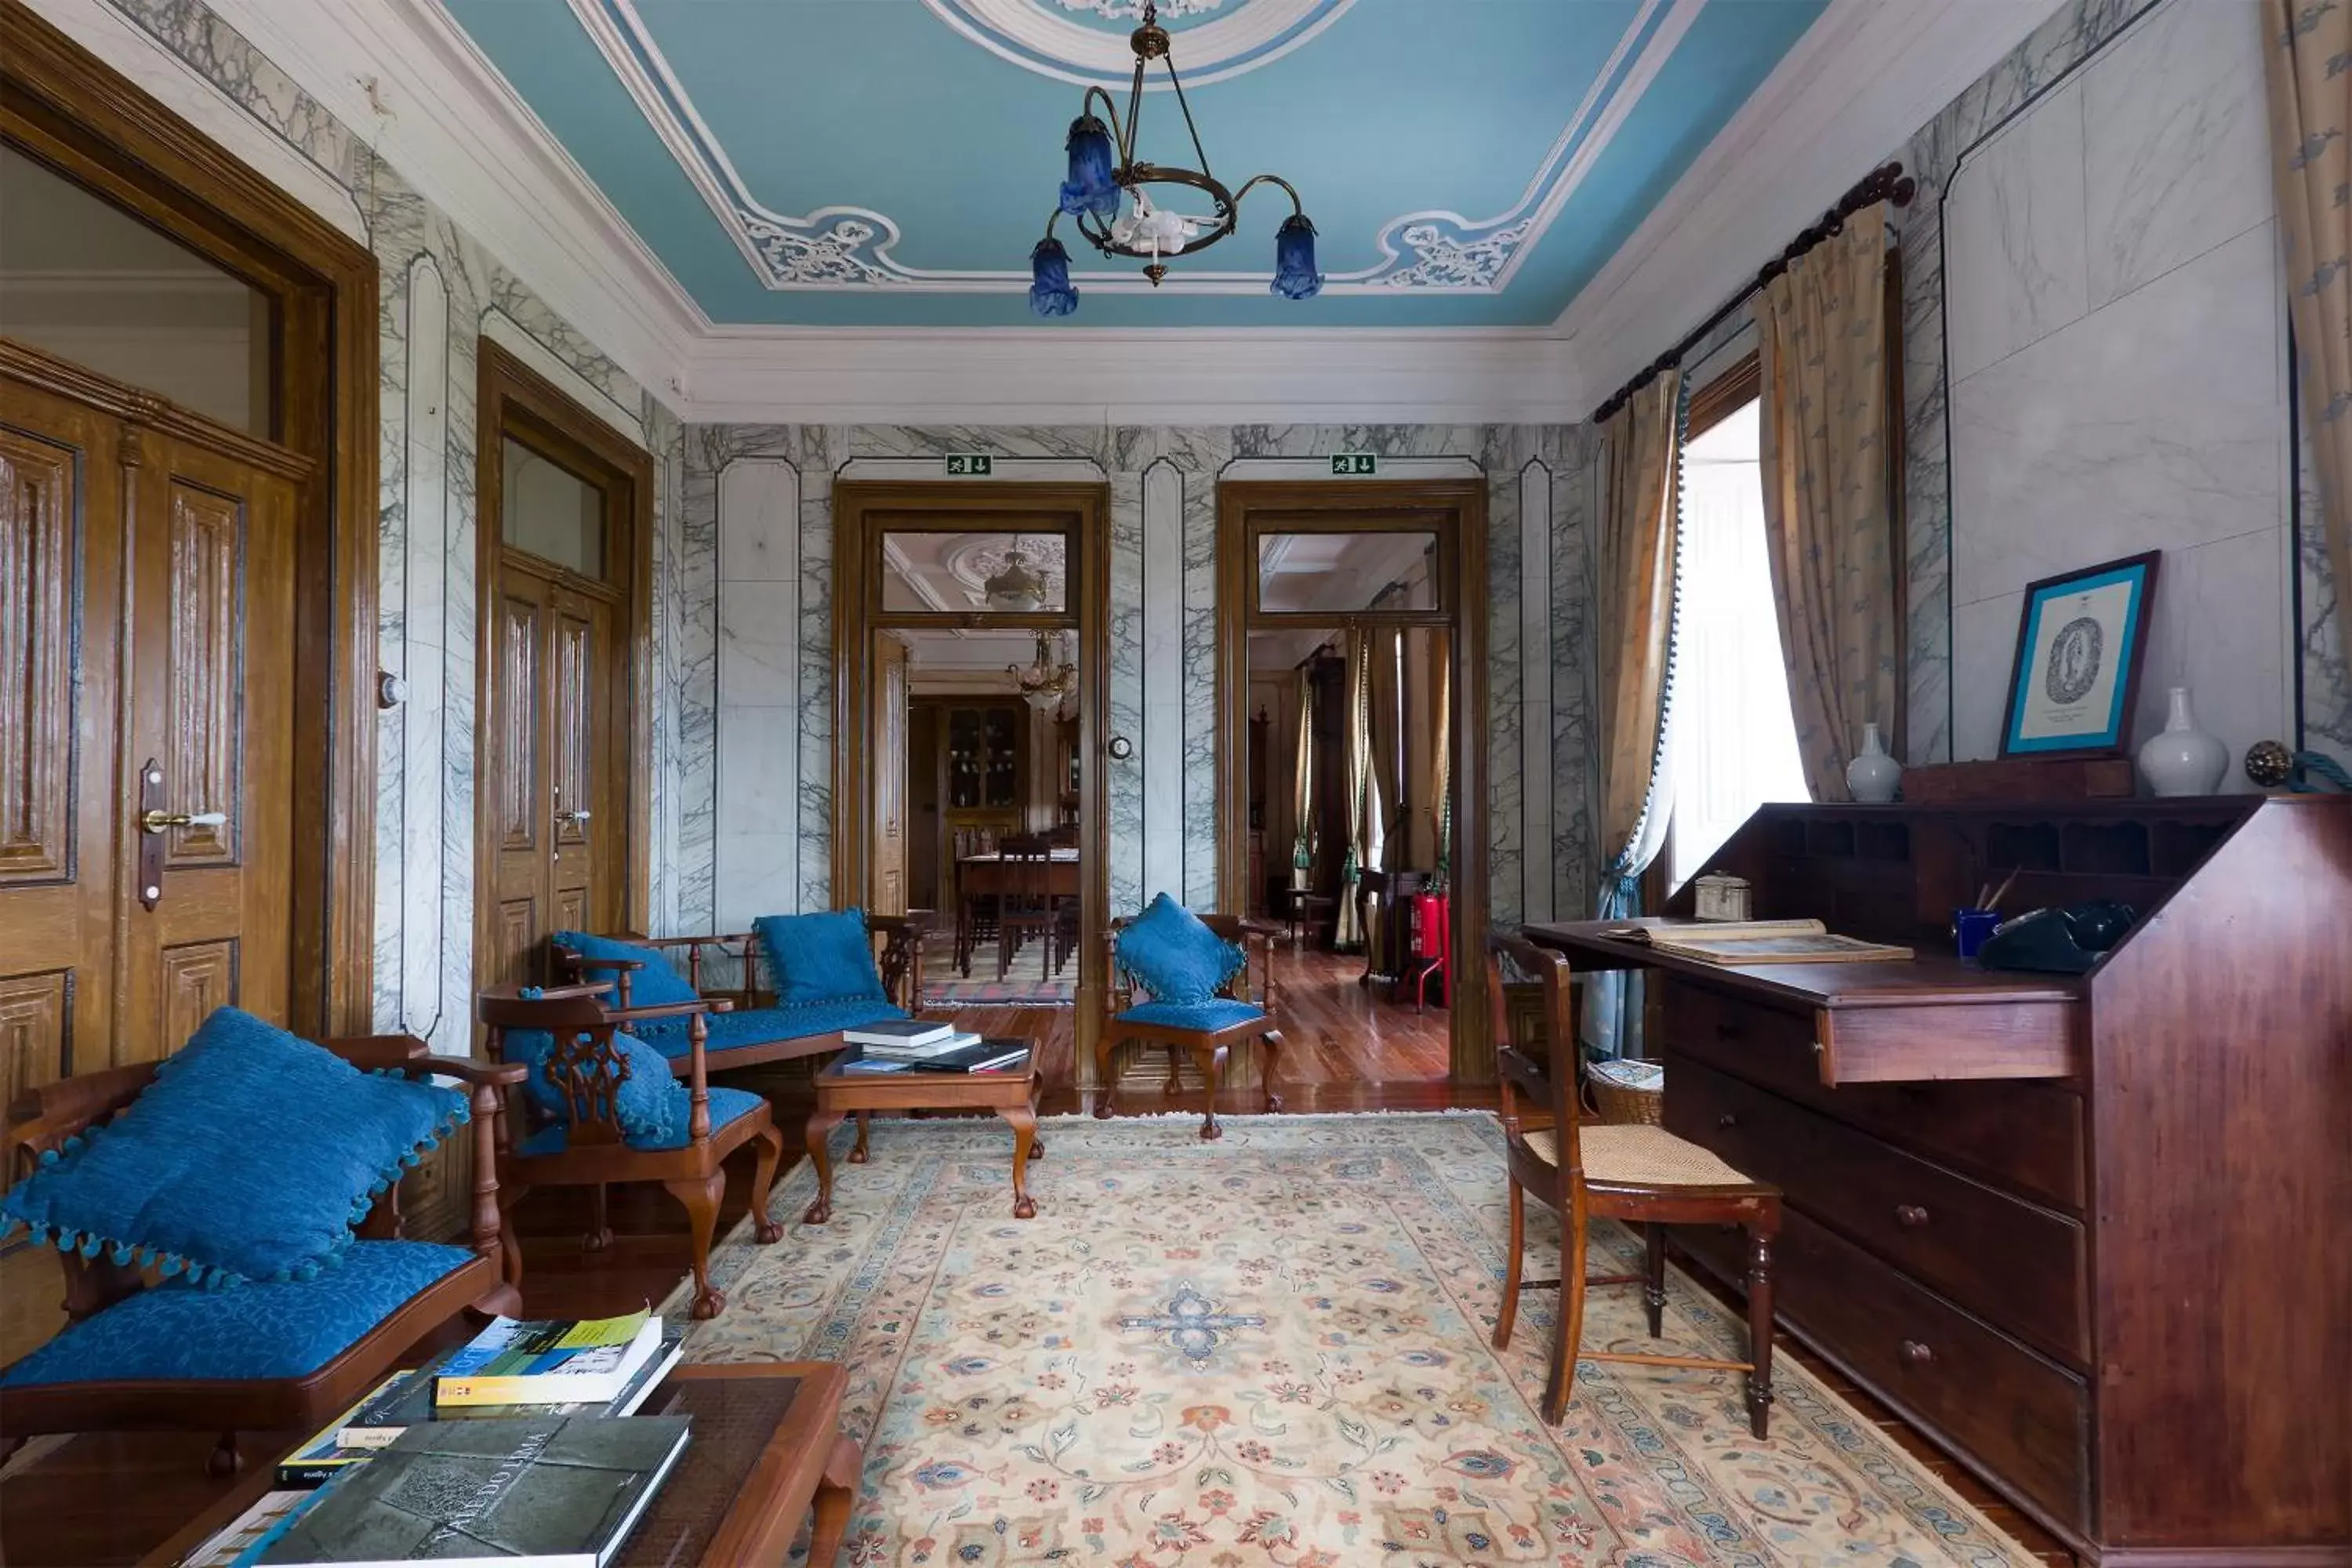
[564,0,1691,295]
[920,0,1356,89]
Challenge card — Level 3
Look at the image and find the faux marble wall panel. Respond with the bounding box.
[105,0,677,1046]
[1900,0,2345,769]
[679,425,1597,937]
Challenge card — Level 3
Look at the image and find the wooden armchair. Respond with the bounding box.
[551,916,928,1076]
[1486,931,1781,1432]
[1093,914,1287,1141]
[477,992,785,1320]
[0,1036,521,1472]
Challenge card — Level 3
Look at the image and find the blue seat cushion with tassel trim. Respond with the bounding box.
[0,1240,475,1386]
[0,1008,468,1288]
[553,931,702,1008]
[1115,894,1245,1005]
[753,910,889,1006]
[513,1086,767,1156]
[501,1029,693,1147]
[626,999,910,1058]
[1116,998,1269,1033]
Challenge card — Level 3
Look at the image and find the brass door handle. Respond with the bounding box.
[554,808,592,826]
[140,809,226,834]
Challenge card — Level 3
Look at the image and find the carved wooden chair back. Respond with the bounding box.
[1105,912,1272,1009]
[1486,930,1583,1190]
[476,991,641,1150]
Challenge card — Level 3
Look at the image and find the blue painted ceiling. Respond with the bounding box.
[441,0,1829,327]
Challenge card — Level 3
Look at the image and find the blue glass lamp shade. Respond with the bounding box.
[1029,238,1080,318]
[1272,213,1323,300]
[1058,115,1120,221]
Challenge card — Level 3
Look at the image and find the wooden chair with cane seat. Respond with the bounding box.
[1486,931,1782,1434]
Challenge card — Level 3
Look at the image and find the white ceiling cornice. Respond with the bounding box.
[78,0,2061,429]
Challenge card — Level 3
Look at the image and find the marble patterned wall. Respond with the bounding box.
[1896,0,2350,768]
[101,0,681,1050]
[681,425,1602,941]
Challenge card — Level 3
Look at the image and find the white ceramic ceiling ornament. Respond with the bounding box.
[922,0,1357,88]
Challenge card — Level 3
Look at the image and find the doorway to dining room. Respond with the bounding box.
[829,482,1109,1076]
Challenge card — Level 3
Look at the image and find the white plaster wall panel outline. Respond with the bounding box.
[481,307,647,442]
[1942,78,2089,387]
[1519,459,1555,924]
[1141,461,1185,906]
[399,256,451,1041]
[715,457,800,930]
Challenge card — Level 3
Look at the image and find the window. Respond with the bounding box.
[1664,394,1809,887]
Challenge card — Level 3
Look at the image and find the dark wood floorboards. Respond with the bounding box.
[0,943,2075,1566]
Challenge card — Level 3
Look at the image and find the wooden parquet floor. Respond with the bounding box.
[0,942,2074,1566]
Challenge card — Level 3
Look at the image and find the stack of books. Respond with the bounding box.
[188,1312,691,1567]
[839,1018,1030,1075]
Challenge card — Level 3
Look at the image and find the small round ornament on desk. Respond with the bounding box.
[2245,739,2293,789]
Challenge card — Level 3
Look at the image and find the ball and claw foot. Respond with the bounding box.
[753,1211,785,1244]
[802,1196,833,1225]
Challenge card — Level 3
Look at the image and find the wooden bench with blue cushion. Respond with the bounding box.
[0,1018,519,1474]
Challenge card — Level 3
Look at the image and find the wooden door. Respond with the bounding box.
[483,555,623,987]
[0,350,303,1098]
[870,633,909,916]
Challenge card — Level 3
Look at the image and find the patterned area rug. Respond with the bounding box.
[668,1113,2036,1566]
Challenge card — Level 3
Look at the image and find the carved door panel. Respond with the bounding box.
[871,633,909,916]
[484,555,620,986]
[0,358,301,1093]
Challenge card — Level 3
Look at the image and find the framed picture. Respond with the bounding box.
[1999,551,2160,759]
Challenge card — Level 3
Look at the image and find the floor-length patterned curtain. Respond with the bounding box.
[1759,202,1900,799]
[1290,668,1316,895]
[1583,372,1682,1060]
[1333,632,1373,952]
[2266,2,2352,670]
[1426,629,1452,889]
[1367,628,1404,871]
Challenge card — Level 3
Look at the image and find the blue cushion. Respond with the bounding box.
[0,1009,467,1288]
[753,910,887,1005]
[554,931,700,1008]
[630,999,911,1058]
[1,1242,471,1387]
[1117,999,1269,1033]
[513,1087,766,1156]
[503,1029,693,1147]
[1115,894,1244,1004]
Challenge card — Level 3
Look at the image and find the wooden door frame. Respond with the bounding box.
[471,339,655,985]
[2,0,379,1037]
[1214,479,1494,1084]
[832,481,1112,1078]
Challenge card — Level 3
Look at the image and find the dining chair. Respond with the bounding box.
[996,833,1060,981]
[1486,931,1782,1434]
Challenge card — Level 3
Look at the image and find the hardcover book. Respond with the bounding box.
[1607,918,1913,965]
[434,1312,662,1408]
[841,1040,1029,1075]
[249,1415,691,1567]
[340,1329,682,1450]
[859,1029,983,1060]
[839,1018,954,1047]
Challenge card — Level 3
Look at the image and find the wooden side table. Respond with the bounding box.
[143,1363,862,1567]
[804,1051,1042,1223]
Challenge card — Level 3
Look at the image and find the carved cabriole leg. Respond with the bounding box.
[1162,1047,1183,1094]
[803,1109,844,1225]
[848,1111,871,1164]
[497,1182,531,1301]
[1002,1102,1039,1219]
[1745,1223,1776,1439]
[1258,1029,1285,1114]
[208,1433,240,1477]
[1195,1044,1229,1141]
[1643,1225,1667,1338]
[1091,1034,1121,1120]
[750,1125,786,1244]
[1544,1189,1590,1426]
[808,1432,862,1566]
[584,1183,613,1253]
[664,1167,728,1319]
[1495,1178,1526,1351]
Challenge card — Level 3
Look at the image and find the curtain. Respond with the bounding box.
[2266,2,2352,673]
[1367,628,1405,872]
[1426,628,1452,888]
[1333,632,1373,952]
[1289,668,1316,894]
[1758,201,1900,800]
[1583,371,1682,1060]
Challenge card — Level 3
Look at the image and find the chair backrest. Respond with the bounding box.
[476,992,634,1147]
[1001,833,1052,900]
[1486,930,1582,1179]
[1106,910,1263,1004]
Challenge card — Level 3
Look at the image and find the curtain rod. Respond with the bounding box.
[1588,160,1917,426]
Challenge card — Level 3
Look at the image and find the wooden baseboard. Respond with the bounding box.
[2089,1549,2349,1566]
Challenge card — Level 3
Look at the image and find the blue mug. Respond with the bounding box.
[1953,907,2000,960]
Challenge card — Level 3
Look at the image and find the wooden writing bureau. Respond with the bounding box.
[1525,796,2350,1566]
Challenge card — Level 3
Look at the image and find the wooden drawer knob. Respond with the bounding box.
[1900,1339,1935,1367]
[1895,1203,1931,1228]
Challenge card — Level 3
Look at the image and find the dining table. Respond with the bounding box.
[954,847,1080,975]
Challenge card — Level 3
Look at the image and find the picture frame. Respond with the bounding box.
[1998,550,2160,760]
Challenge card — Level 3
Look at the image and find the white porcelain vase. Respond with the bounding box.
[1846,720,1903,803]
[2136,686,2229,797]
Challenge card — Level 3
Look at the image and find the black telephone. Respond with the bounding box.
[1975,898,2136,975]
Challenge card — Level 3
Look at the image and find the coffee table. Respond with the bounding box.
[804,1051,1042,1223]
[143,1363,862,1567]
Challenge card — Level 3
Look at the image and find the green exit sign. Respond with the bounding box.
[945,452,994,477]
[1330,452,1377,476]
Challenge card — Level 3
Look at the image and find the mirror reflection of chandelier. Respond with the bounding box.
[1011,630,1078,713]
[983,546,1051,612]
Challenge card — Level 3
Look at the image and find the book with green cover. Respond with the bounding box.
[251,1415,691,1567]
[433,1311,660,1407]
[275,1376,408,1487]
[339,1327,682,1450]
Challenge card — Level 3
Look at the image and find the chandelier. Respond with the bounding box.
[1028,1,1321,315]
[982,546,1052,612]
[1010,630,1079,713]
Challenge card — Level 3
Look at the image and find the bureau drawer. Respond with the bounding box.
[1668,1058,2089,1365]
[1663,993,2085,1210]
[1679,1209,2089,1533]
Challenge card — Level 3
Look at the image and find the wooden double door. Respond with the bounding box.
[0,345,307,1096]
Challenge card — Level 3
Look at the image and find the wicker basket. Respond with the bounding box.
[1584,1058,1664,1126]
